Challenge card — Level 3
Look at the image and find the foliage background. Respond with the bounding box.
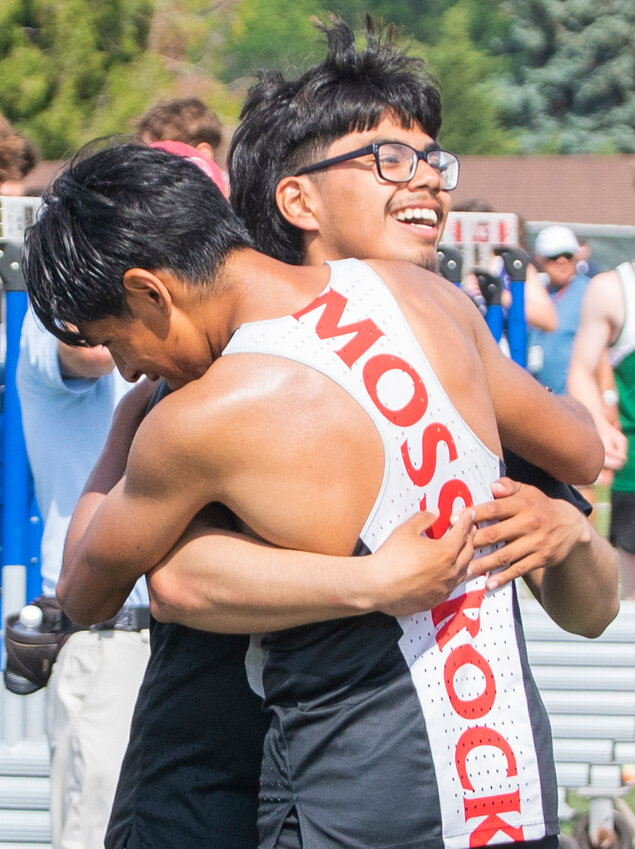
[0,0,633,160]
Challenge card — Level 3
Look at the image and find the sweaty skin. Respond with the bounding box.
[58,254,609,638]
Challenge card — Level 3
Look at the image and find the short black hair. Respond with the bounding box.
[24,140,252,345]
[229,16,441,264]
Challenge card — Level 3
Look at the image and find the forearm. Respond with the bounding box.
[477,316,603,484]
[148,529,373,632]
[528,518,619,638]
[59,380,156,624]
[470,478,618,637]
[59,485,146,624]
[567,361,606,429]
[148,509,477,633]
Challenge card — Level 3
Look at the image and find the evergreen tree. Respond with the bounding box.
[499,0,635,153]
[219,0,325,81]
[425,3,519,155]
[0,0,168,158]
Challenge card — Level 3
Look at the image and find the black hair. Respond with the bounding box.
[23,140,252,345]
[228,16,441,265]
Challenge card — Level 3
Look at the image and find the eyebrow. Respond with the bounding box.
[369,138,441,153]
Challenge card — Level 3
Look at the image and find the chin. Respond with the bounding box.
[416,252,441,273]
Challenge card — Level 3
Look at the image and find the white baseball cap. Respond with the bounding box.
[535,225,580,259]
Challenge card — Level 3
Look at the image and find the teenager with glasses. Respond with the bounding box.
[294,141,460,190]
[47,18,617,849]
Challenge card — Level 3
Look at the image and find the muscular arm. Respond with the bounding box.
[58,377,159,621]
[456,288,618,636]
[148,509,477,632]
[464,287,604,485]
[469,478,619,637]
[59,367,478,628]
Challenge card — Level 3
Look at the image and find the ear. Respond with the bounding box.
[194,142,215,163]
[275,175,320,234]
[122,268,173,320]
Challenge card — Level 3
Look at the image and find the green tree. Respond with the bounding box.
[499,0,635,153]
[327,0,511,53]
[0,0,171,158]
[220,0,325,81]
[425,3,519,155]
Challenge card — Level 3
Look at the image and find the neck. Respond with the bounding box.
[213,247,331,345]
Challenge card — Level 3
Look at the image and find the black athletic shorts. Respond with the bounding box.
[610,490,635,554]
[273,811,560,849]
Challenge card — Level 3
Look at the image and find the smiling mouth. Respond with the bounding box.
[392,207,439,227]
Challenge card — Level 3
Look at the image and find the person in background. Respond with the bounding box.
[575,238,600,279]
[16,314,151,849]
[526,224,590,394]
[0,114,39,195]
[136,95,228,196]
[568,260,635,599]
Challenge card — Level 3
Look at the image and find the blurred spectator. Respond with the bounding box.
[0,114,40,195]
[568,260,635,598]
[16,312,152,849]
[454,200,556,332]
[136,96,227,195]
[149,139,228,197]
[576,238,600,279]
[527,225,590,394]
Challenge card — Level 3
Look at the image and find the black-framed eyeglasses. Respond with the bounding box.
[294,142,460,191]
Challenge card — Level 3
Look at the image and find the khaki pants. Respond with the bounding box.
[46,628,150,849]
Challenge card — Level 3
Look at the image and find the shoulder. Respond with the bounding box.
[133,354,317,470]
[582,269,623,319]
[363,258,473,314]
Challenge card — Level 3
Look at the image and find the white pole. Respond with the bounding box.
[1,563,27,745]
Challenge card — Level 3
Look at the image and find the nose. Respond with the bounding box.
[407,156,443,192]
[112,354,140,383]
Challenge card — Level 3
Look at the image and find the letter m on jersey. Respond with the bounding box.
[293,288,384,368]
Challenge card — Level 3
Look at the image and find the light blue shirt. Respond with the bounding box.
[527,271,590,395]
[16,308,149,605]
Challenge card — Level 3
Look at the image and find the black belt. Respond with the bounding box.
[89,606,151,633]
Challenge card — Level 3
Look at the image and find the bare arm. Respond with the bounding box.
[57,341,116,380]
[523,264,557,332]
[469,478,619,637]
[567,272,627,470]
[148,509,477,632]
[59,367,479,628]
[58,377,159,622]
[466,291,604,484]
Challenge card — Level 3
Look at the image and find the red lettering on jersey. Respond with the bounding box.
[444,644,496,719]
[455,727,518,791]
[292,288,384,368]
[401,423,458,488]
[420,478,474,539]
[431,588,486,651]
[363,354,428,427]
[464,791,524,846]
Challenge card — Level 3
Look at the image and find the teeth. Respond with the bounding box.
[394,207,438,225]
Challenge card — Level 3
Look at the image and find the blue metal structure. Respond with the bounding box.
[0,240,42,656]
[438,244,528,367]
